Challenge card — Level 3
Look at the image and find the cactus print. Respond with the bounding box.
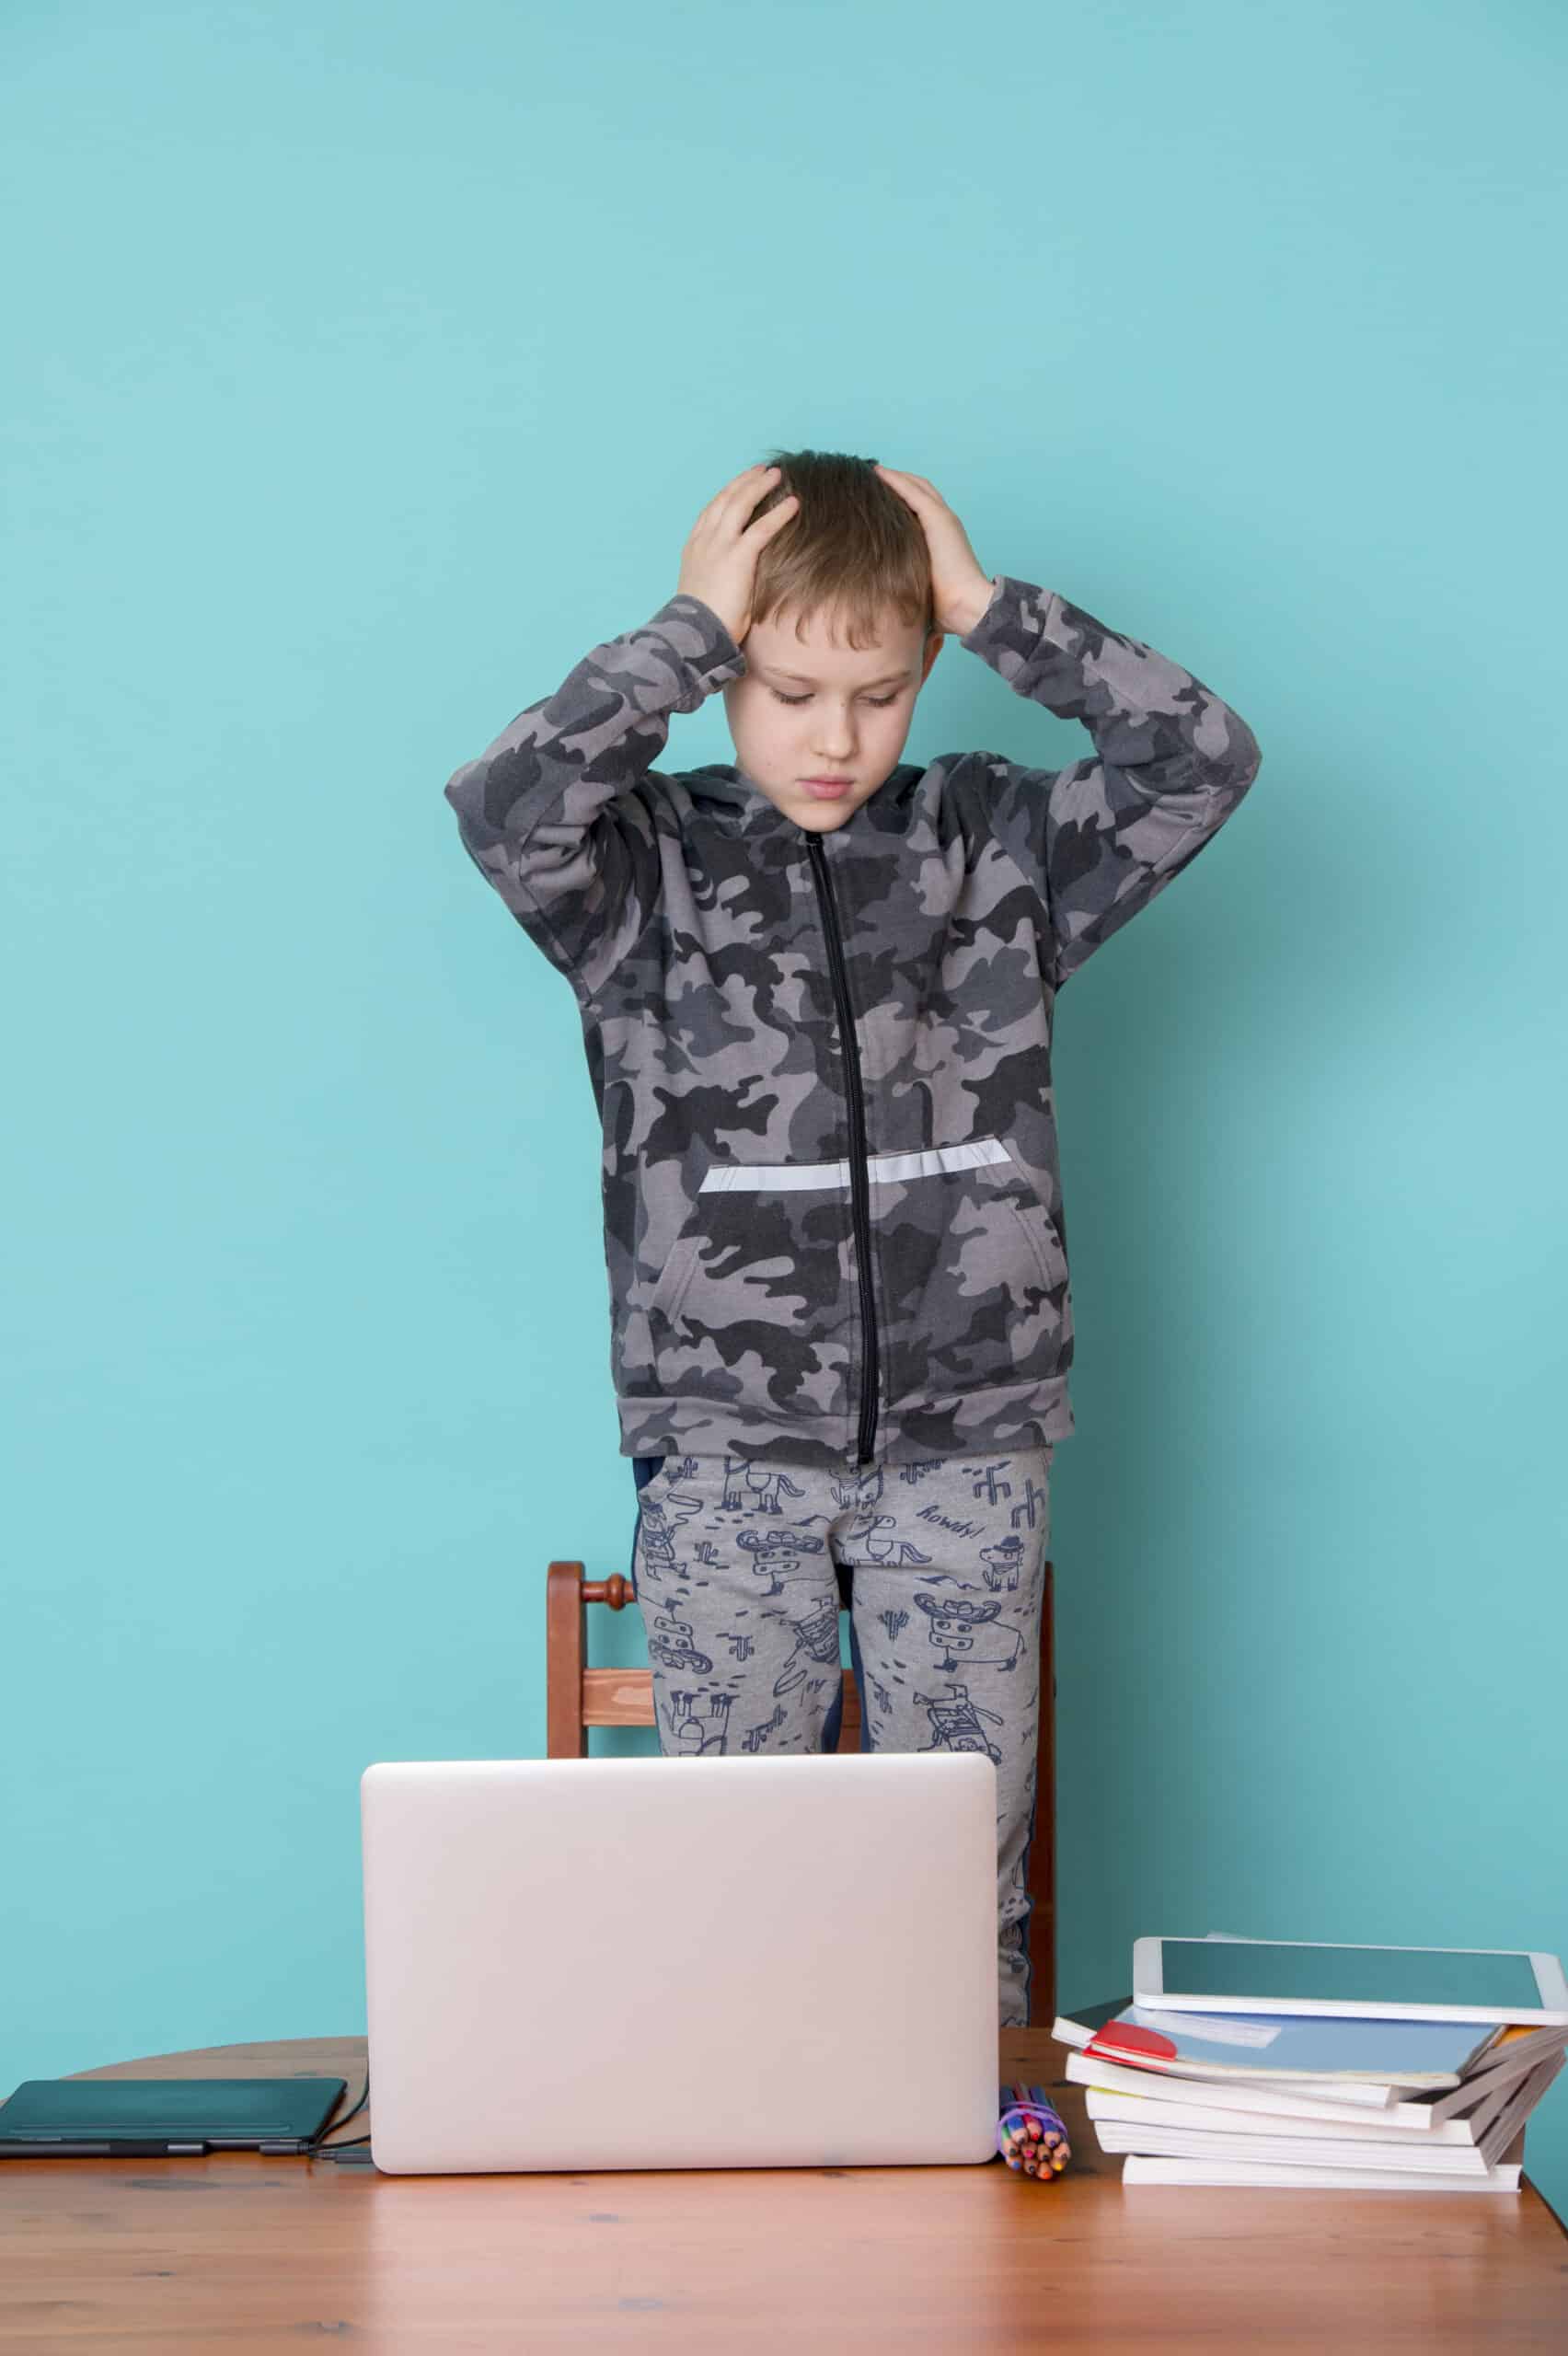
[443,575,1260,1473]
[631,1444,1055,2027]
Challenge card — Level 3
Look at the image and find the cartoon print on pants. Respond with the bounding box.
[849,1514,932,1567]
[639,1489,704,1577]
[667,1688,732,1757]
[772,1597,842,1696]
[917,1680,1006,1766]
[979,1534,1029,1592]
[737,1524,826,1598]
[913,1591,1023,1672]
[647,1611,713,1675]
[1009,1470,1049,1532]
[828,1463,885,1518]
[721,1457,808,1515]
[970,1461,1014,1507]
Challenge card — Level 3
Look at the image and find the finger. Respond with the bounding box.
[876,462,934,491]
[880,467,940,507]
[729,468,790,525]
[702,464,781,522]
[729,463,782,499]
[744,493,798,534]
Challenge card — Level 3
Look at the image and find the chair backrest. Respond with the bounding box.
[545,1558,1055,2027]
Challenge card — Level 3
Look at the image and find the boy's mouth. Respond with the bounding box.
[801,778,853,800]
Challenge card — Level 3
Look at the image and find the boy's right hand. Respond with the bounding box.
[675,464,799,646]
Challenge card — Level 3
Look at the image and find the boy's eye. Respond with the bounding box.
[769,689,901,708]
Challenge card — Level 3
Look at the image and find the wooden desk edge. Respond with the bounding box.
[31,2030,1560,2230]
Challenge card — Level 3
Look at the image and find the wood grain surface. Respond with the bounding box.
[0,2032,1562,2350]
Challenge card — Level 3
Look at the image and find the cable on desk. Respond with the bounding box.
[305,2077,369,2159]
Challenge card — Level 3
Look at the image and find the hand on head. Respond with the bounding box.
[871,463,996,638]
[676,464,800,645]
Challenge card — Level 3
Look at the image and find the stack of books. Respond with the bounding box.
[1055,1949,1568,2191]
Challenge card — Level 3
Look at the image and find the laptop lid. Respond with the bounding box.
[361,1754,1000,2174]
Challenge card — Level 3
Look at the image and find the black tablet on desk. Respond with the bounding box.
[0,2076,347,2156]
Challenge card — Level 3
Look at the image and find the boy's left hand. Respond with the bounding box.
[872,464,996,636]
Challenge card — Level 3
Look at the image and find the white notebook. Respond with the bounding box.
[1095,2053,1559,2189]
[1122,2154,1523,2191]
[1068,2041,1562,2137]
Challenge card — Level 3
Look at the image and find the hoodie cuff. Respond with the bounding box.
[640,594,751,710]
[957,576,1066,679]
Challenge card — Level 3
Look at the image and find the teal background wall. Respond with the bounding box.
[6,0,1565,2212]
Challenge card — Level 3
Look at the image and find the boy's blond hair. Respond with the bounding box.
[745,447,937,651]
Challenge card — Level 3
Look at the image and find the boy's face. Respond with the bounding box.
[721,604,944,832]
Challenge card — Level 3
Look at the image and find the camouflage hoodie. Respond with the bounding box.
[443,575,1261,1473]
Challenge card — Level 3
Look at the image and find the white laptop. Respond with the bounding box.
[361,1753,1001,2174]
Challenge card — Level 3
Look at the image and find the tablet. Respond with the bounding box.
[0,2076,348,2157]
[1131,1938,1568,2025]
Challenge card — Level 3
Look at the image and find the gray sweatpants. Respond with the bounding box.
[629,1446,1055,2027]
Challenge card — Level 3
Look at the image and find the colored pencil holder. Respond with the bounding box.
[997,2083,1071,2179]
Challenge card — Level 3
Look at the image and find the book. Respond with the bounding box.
[1464,2018,1568,2078]
[1121,2153,1523,2191]
[1076,1938,1567,2190]
[1068,2048,1458,2136]
[1066,2025,1568,2132]
[1052,1996,1501,2097]
[1086,2050,1562,2176]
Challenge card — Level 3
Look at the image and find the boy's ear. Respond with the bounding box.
[919,633,945,686]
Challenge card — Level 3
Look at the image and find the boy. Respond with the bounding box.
[444,451,1261,2024]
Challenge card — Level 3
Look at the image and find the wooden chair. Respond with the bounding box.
[545,1548,1058,2027]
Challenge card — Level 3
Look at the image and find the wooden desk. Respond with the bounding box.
[2,2034,1564,2350]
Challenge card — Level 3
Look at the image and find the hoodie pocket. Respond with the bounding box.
[882,1137,1071,1404]
[645,1168,853,1420]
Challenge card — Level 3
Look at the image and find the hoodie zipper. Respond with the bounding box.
[804,832,879,1467]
